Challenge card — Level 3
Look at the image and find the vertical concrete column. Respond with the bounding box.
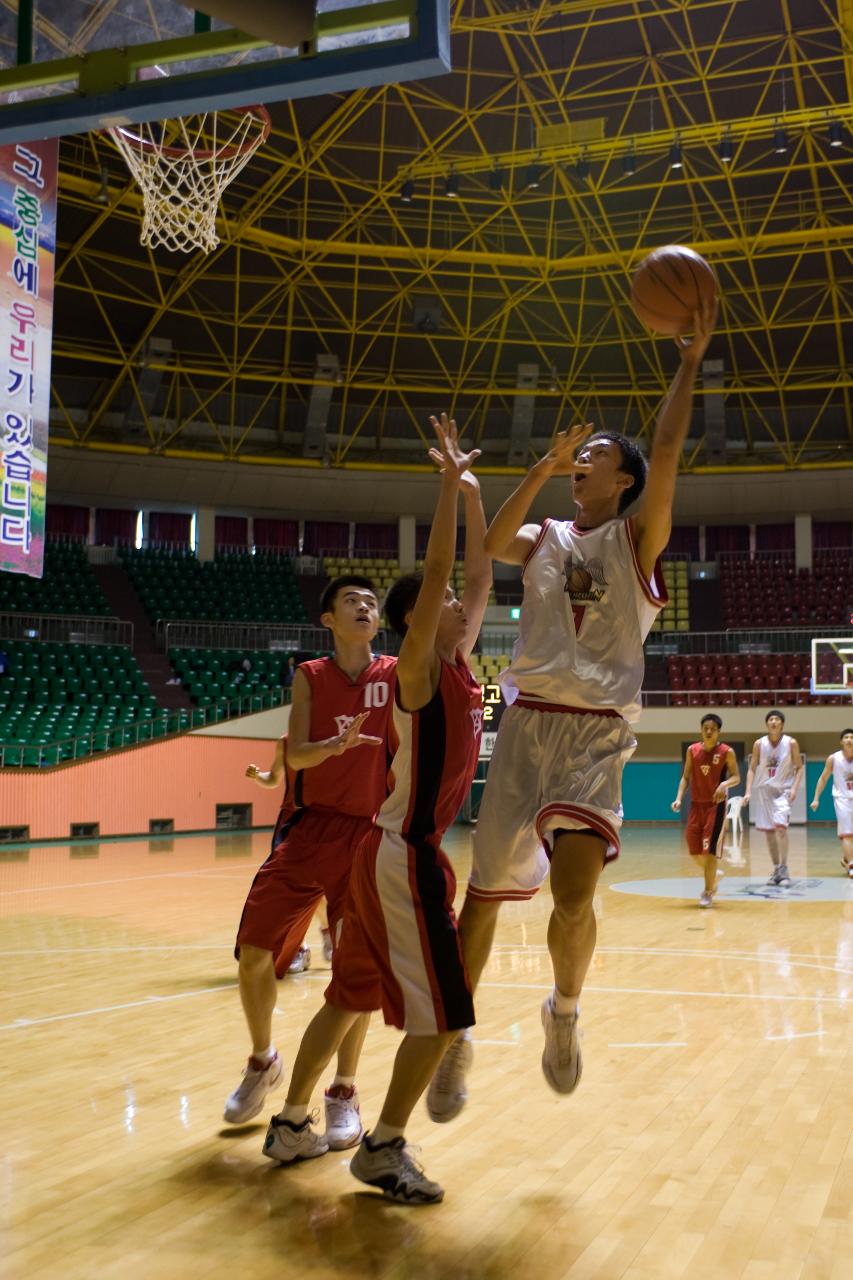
[399,514,416,573]
[196,506,216,563]
[794,513,812,572]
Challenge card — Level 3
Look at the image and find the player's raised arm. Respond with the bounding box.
[810,754,834,810]
[632,296,717,580]
[457,472,491,662]
[397,415,479,709]
[483,423,594,564]
[671,747,692,812]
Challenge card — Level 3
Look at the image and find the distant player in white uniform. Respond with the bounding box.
[425,298,717,1120]
[810,728,853,875]
[743,709,804,888]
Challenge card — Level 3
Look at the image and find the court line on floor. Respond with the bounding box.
[0,983,239,1031]
[0,866,255,897]
[490,943,853,976]
[608,1041,689,1049]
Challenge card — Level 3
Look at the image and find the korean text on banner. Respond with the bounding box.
[0,139,59,579]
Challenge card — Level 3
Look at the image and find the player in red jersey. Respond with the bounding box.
[245,739,332,973]
[223,576,396,1152]
[671,714,740,907]
[263,415,491,1204]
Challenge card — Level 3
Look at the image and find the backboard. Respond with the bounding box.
[0,0,449,144]
[811,635,853,696]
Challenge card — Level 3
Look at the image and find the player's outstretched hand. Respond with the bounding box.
[330,711,384,756]
[542,422,595,476]
[670,799,681,813]
[675,293,718,366]
[428,413,480,483]
[810,799,819,811]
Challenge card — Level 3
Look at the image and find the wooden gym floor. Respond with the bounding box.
[2,823,851,1280]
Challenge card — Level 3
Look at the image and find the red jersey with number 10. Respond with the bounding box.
[294,655,396,818]
[689,740,732,805]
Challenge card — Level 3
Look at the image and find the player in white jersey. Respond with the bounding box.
[743,709,804,888]
[425,297,717,1120]
[810,728,853,875]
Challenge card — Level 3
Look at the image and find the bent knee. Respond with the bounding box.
[239,943,273,970]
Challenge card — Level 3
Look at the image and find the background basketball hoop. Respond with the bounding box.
[107,104,271,254]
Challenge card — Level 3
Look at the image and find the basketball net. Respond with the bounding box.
[107,106,271,254]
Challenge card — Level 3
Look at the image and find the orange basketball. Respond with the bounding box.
[631,245,718,337]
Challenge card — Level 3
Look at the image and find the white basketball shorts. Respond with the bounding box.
[468,701,637,903]
[752,786,791,831]
[834,795,853,839]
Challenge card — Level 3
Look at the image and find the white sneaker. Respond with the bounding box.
[323,1085,364,1149]
[262,1110,329,1164]
[699,890,713,908]
[223,1051,283,1124]
[350,1135,444,1204]
[288,945,311,974]
[426,1028,473,1123]
[778,865,791,887]
[321,927,333,964]
[848,865,853,880]
[767,866,783,886]
[540,996,583,1095]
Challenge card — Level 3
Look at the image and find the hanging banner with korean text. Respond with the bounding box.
[0,138,58,579]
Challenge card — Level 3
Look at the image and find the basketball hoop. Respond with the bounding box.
[107,105,271,254]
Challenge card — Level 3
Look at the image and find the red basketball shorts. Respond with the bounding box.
[326,826,474,1036]
[235,808,373,973]
[686,801,725,857]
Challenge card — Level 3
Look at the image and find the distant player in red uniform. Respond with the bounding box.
[671,714,740,907]
[263,414,491,1205]
[223,576,396,1154]
[245,738,332,973]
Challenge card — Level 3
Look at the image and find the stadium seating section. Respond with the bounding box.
[119,548,308,623]
[663,652,847,706]
[722,550,853,628]
[322,556,498,606]
[0,542,110,616]
[0,640,177,765]
[168,647,316,712]
[648,560,689,632]
[470,652,511,685]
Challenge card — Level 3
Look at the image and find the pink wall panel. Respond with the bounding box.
[0,736,281,840]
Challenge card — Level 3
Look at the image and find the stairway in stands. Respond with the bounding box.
[92,565,193,711]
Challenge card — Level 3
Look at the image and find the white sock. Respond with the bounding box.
[370,1121,405,1146]
[332,1074,355,1090]
[552,988,578,1017]
[253,1045,275,1065]
[281,1102,309,1126]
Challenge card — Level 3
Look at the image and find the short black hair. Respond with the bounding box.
[700,714,722,729]
[587,431,648,514]
[384,571,423,638]
[841,728,853,738]
[765,708,785,723]
[320,574,377,617]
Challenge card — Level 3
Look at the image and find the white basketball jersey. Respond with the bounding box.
[755,734,795,794]
[831,750,853,801]
[500,516,667,722]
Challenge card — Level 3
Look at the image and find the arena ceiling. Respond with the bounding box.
[5,0,853,474]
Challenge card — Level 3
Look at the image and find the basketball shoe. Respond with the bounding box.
[426,1028,472,1123]
[777,865,791,887]
[541,995,583,1094]
[323,1084,364,1149]
[223,1050,283,1124]
[767,866,784,886]
[320,926,333,964]
[288,945,311,974]
[263,1111,329,1164]
[349,1135,444,1204]
[699,890,713,908]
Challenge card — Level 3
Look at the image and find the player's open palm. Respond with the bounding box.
[675,294,718,365]
[545,422,595,476]
[428,413,480,481]
[331,711,383,755]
